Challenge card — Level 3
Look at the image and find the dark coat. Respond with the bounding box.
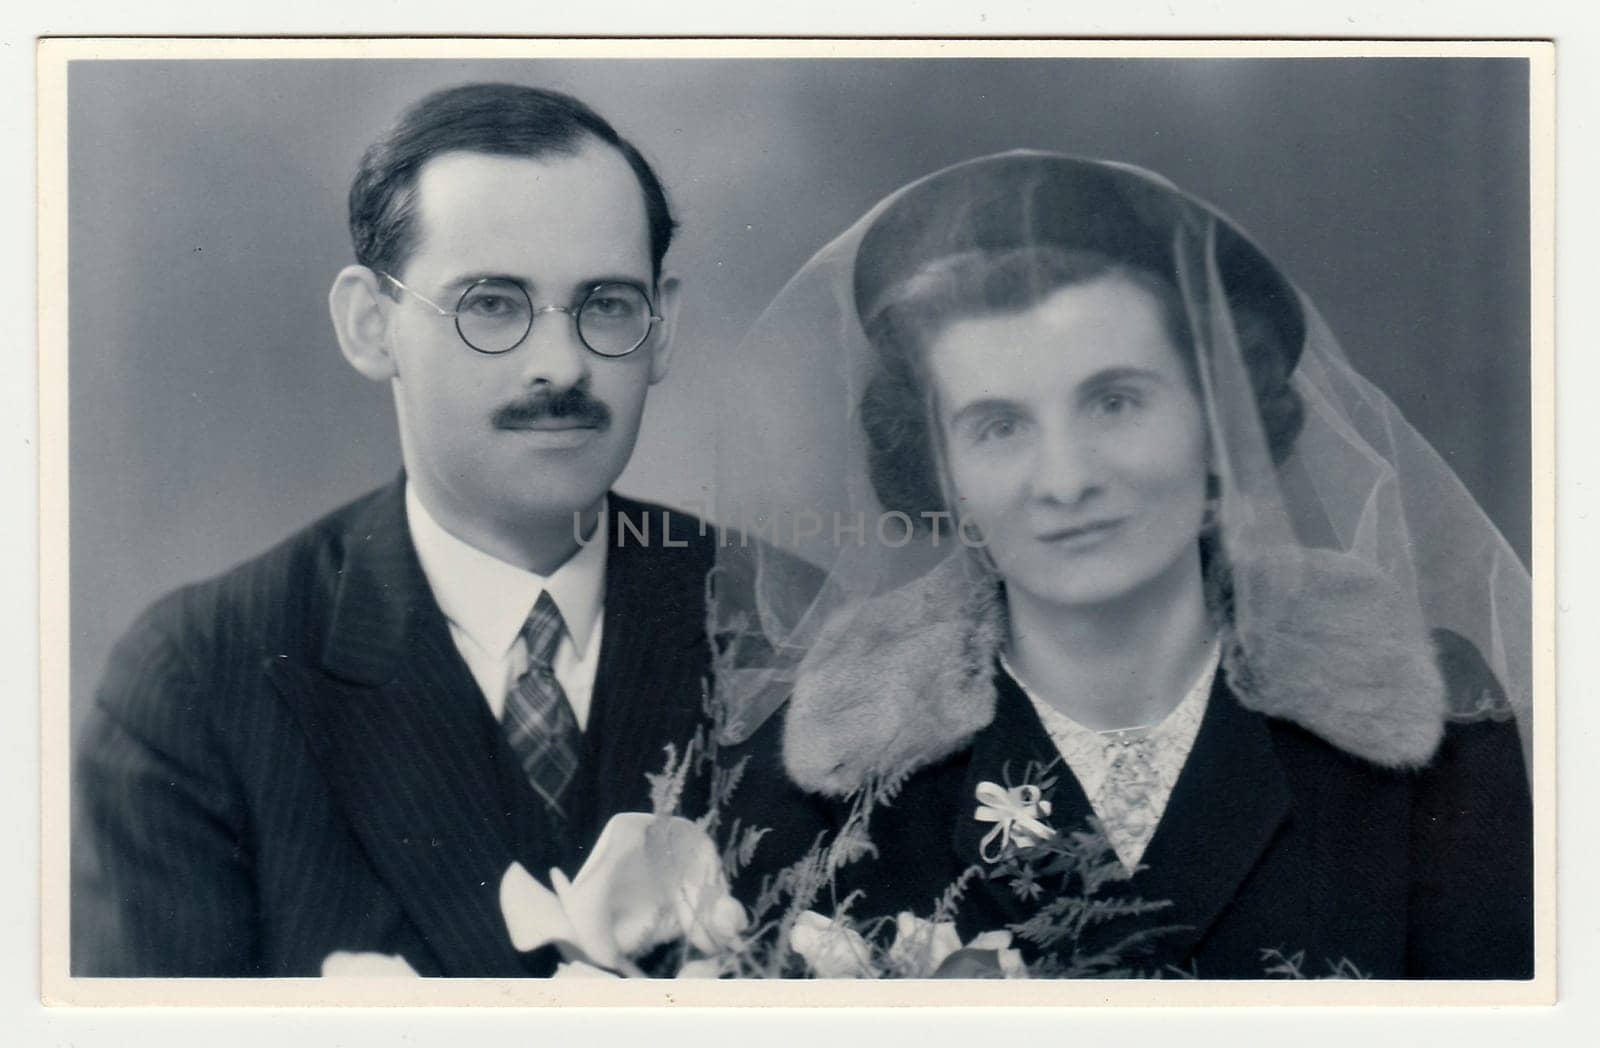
[72,480,717,977]
[728,652,1533,981]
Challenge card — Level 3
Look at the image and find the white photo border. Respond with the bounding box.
[33,33,1558,1013]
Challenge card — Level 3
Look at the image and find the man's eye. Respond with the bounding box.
[585,293,641,320]
[464,294,513,316]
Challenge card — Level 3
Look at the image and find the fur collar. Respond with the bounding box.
[783,550,1447,797]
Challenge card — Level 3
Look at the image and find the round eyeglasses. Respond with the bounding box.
[379,272,663,358]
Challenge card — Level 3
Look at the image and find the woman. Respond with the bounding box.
[711,153,1533,979]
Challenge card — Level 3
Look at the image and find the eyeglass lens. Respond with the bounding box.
[454,279,652,357]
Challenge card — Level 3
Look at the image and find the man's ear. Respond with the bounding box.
[645,275,681,385]
[329,266,398,382]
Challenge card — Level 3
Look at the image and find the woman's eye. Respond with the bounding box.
[975,417,1020,442]
[1092,390,1142,417]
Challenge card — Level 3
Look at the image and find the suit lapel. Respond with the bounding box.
[571,497,712,856]
[947,667,1291,971]
[949,668,1092,930]
[1121,674,1292,967]
[267,481,532,976]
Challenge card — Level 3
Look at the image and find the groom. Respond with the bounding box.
[72,83,718,976]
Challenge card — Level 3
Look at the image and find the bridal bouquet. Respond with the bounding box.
[486,686,1175,980]
[324,688,1366,980]
[319,616,1366,982]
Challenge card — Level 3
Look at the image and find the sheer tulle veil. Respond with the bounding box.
[706,151,1531,778]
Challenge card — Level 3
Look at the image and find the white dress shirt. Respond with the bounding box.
[405,484,607,729]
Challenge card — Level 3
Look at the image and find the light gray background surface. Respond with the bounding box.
[68,57,1531,710]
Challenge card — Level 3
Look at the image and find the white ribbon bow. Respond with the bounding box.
[973,781,1056,863]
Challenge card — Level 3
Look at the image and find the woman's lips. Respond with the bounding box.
[1034,518,1125,547]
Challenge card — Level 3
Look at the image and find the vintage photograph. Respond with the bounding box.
[39,40,1551,1005]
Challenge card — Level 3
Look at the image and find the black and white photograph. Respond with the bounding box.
[37,39,1553,1007]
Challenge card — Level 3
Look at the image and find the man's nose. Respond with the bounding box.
[516,307,591,390]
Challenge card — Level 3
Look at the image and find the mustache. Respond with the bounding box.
[491,387,612,430]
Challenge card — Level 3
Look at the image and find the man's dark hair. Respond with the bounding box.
[348,82,677,282]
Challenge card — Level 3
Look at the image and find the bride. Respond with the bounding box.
[710,152,1533,979]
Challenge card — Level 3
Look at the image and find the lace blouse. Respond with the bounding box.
[1002,646,1219,872]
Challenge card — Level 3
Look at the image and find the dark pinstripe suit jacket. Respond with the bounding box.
[72,480,716,976]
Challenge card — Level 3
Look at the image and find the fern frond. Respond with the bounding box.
[646,739,694,816]
[737,824,772,870]
[930,865,984,924]
[710,753,751,813]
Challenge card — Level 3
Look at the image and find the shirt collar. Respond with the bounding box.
[405,483,608,660]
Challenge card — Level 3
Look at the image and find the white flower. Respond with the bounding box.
[319,951,419,977]
[499,812,748,974]
[674,957,725,979]
[789,910,879,978]
[885,912,964,977]
[553,959,622,979]
[500,861,573,951]
[965,930,1030,979]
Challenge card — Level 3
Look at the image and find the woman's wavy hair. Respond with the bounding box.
[858,244,1306,534]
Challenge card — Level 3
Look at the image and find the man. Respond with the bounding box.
[72,83,716,976]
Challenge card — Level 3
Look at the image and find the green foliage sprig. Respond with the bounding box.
[636,606,1368,980]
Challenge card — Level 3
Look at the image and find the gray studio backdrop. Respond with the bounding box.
[68,57,1531,715]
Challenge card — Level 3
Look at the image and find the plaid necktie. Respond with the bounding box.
[501,591,583,821]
